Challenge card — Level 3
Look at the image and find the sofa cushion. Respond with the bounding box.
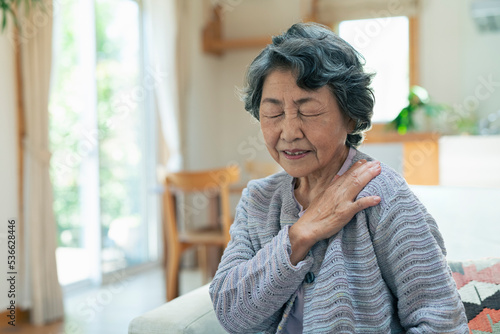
[128,284,225,334]
[449,257,500,333]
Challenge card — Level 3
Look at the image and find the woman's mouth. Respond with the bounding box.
[282,150,310,159]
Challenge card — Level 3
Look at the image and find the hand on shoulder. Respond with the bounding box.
[289,159,382,265]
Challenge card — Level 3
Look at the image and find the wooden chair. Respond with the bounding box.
[162,166,240,301]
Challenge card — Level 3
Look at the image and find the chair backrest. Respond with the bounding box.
[163,166,240,245]
[166,166,240,191]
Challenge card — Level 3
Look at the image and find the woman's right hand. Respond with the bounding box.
[288,159,382,265]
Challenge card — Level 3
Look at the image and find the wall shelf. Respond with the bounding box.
[202,3,319,56]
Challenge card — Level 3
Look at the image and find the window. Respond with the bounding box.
[339,16,410,123]
[50,0,159,286]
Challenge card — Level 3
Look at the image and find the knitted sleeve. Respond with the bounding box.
[369,180,468,333]
[209,187,313,334]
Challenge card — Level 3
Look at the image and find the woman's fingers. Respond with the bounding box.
[353,195,381,212]
[337,160,381,197]
[300,158,382,243]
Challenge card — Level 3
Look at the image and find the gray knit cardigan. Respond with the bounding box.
[209,151,468,333]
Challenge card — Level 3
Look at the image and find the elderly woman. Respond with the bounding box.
[209,23,467,333]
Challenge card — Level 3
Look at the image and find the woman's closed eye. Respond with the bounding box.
[261,111,323,119]
[299,109,323,117]
[260,109,284,118]
[266,113,283,119]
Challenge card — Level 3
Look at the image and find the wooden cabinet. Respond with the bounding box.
[364,124,440,185]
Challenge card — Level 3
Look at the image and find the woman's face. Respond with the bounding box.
[259,70,352,179]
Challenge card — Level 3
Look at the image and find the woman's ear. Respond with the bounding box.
[347,118,356,134]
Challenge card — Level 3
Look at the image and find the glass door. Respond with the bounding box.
[49,0,159,287]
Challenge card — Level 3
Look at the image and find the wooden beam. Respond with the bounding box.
[214,36,272,51]
[409,16,420,87]
[304,0,319,22]
[13,11,26,293]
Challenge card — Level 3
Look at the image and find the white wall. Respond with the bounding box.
[439,135,500,188]
[0,27,19,310]
[420,0,500,123]
[180,1,223,171]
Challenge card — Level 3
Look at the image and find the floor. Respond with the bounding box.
[5,266,204,334]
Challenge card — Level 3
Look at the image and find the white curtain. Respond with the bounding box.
[143,0,183,172]
[18,0,64,325]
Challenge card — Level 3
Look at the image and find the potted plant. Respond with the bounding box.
[389,85,447,134]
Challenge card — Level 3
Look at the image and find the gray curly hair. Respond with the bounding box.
[241,22,375,148]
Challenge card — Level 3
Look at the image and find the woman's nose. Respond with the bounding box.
[280,115,304,142]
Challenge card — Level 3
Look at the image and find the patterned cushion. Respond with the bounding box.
[449,258,500,333]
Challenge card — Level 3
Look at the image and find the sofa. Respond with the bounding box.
[128,257,500,333]
[128,283,225,334]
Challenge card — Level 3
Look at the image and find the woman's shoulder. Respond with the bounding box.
[243,171,292,205]
[354,150,410,201]
[355,150,427,234]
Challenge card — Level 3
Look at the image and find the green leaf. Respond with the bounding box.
[409,85,430,105]
[397,124,407,135]
[0,0,43,33]
[1,8,6,31]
